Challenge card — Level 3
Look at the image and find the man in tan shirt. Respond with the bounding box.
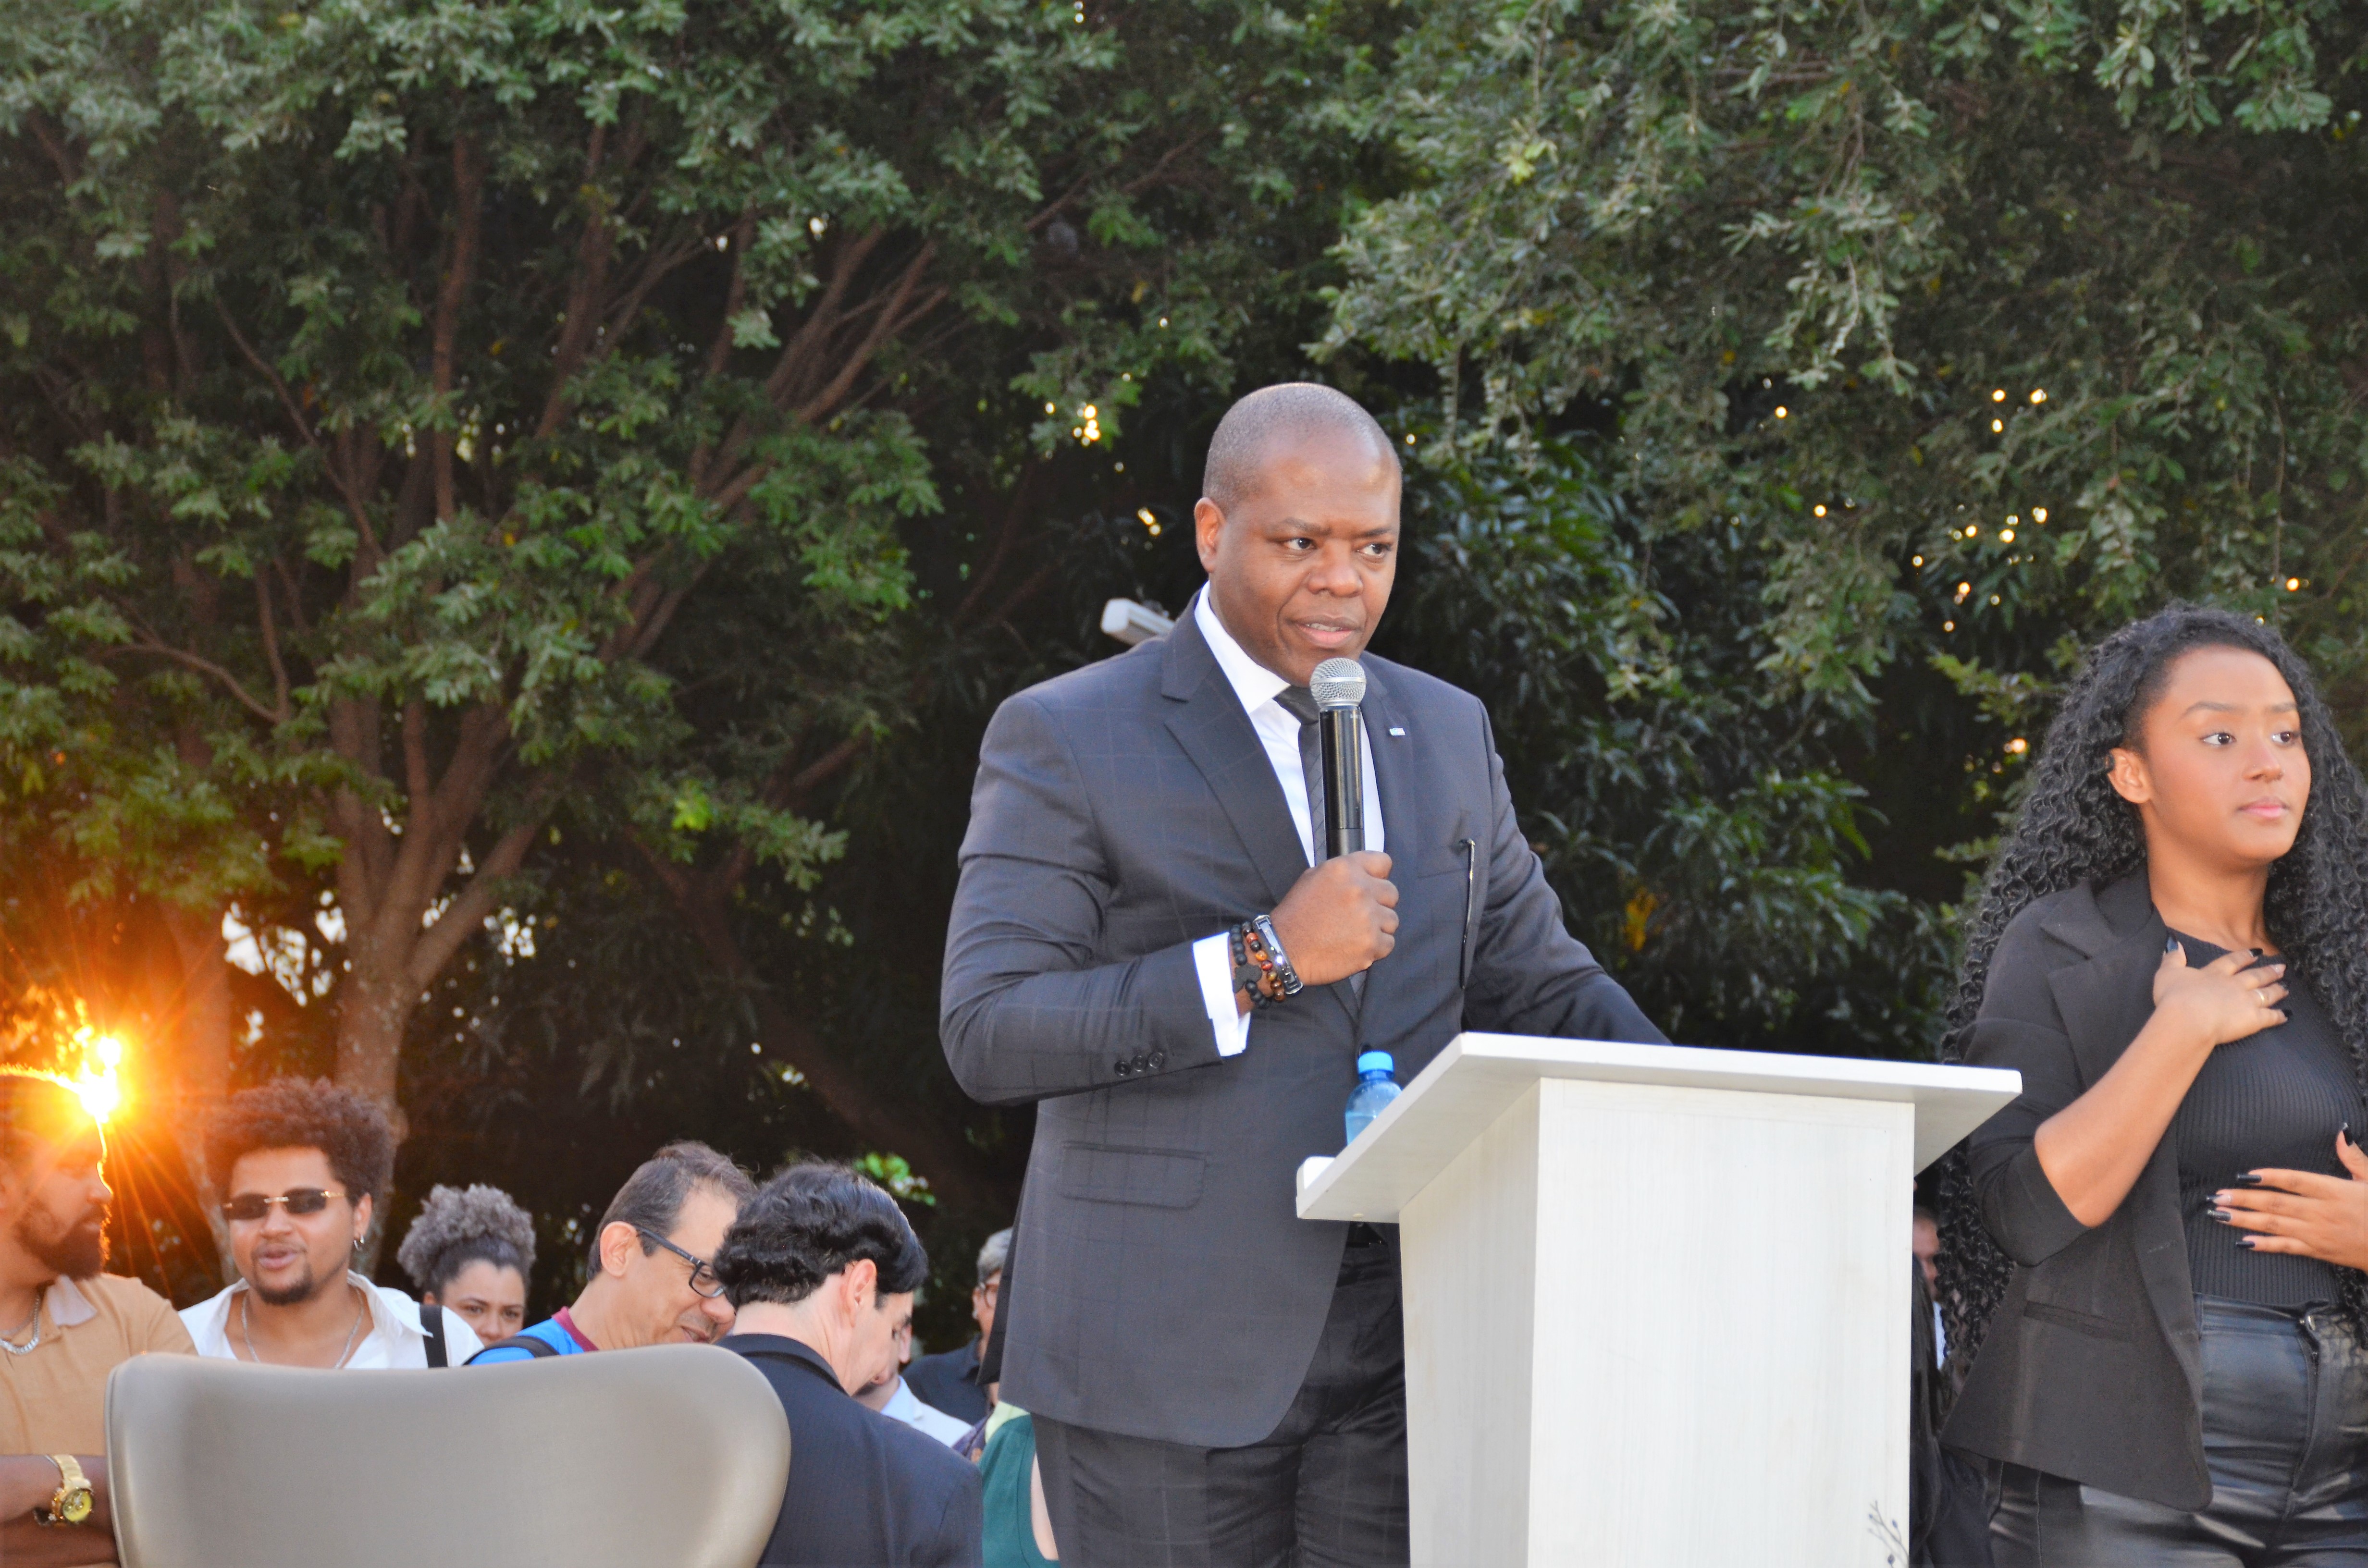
[0,1070,193,1566]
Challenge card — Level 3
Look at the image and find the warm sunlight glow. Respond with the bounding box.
[66,1027,124,1124]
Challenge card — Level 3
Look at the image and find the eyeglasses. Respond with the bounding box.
[221,1188,346,1224]
[636,1228,727,1299]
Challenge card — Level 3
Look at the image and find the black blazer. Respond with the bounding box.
[723,1334,984,1568]
[1942,875,2210,1509]
[940,601,1663,1446]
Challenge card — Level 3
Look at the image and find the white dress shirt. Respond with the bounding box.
[1187,587,1385,1055]
[181,1272,483,1368]
[880,1374,977,1447]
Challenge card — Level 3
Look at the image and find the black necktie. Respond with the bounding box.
[1274,686,1325,863]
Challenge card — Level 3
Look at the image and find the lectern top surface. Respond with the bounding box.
[1294,1032,2021,1223]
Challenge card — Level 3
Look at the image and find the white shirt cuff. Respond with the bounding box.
[1191,932,1251,1057]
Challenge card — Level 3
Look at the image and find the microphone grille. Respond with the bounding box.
[1309,658,1366,710]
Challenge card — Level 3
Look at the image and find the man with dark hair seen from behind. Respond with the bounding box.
[183,1078,482,1368]
[469,1140,753,1362]
[0,1070,193,1567]
[943,382,1668,1564]
[905,1225,1009,1424]
[719,1163,982,1568]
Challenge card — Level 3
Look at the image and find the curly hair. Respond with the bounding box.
[1935,605,2368,1379]
[712,1163,929,1310]
[204,1078,395,1205]
[395,1184,538,1295]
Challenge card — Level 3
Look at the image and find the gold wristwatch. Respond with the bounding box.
[34,1454,92,1526]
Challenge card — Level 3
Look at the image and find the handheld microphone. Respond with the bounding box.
[1310,657,1367,860]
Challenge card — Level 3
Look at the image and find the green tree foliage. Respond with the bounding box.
[1327,0,2368,717]
[1320,0,2368,1049]
[0,0,1365,1237]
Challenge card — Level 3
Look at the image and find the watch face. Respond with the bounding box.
[61,1487,93,1524]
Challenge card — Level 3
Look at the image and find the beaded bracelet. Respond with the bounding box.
[1230,923,1282,1010]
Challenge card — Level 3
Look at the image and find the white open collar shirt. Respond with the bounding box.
[181,1272,482,1369]
[1187,587,1384,1055]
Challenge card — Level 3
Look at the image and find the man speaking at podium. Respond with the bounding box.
[941,383,1665,1566]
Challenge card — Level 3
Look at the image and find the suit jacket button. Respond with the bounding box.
[1149,1050,1167,1068]
[1113,1059,1129,1076]
[1133,1053,1149,1071]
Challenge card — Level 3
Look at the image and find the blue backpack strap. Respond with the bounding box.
[472,1330,562,1362]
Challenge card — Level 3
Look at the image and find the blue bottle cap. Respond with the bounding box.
[1357,1050,1394,1076]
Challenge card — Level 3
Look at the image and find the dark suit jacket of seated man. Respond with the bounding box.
[717,1164,982,1568]
[939,383,1667,1566]
[729,1335,983,1568]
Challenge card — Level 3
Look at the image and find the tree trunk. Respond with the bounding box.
[160,905,236,1282]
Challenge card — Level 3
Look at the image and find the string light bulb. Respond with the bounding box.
[2033,507,2048,523]
[1991,389,2007,403]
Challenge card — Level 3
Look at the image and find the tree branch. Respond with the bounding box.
[406,811,545,989]
[254,573,291,722]
[432,134,485,523]
[109,629,283,726]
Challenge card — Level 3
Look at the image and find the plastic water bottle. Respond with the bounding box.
[1344,1050,1402,1145]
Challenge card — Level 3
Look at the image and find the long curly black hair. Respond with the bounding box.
[1935,605,2368,1378]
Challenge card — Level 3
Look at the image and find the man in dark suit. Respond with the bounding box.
[716,1164,982,1568]
[940,382,1667,1565]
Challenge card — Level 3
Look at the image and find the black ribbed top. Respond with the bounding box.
[2171,933,2364,1308]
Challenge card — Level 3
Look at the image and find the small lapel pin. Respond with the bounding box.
[1387,726,1406,737]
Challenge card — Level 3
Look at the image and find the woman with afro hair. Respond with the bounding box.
[1936,605,2368,1564]
[397,1184,537,1346]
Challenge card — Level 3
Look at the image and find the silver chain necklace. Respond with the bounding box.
[0,1296,41,1357]
[241,1286,367,1369]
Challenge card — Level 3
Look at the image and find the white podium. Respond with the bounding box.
[1295,1033,2019,1568]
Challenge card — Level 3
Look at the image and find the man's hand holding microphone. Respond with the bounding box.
[1238,853,1397,1012]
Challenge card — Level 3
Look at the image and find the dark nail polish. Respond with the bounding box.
[2232,1174,2265,1187]
[2210,1207,2233,1223]
[2252,947,2264,958]
[2237,1237,2257,1250]
[2166,935,2181,954]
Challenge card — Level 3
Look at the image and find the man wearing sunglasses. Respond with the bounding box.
[470,1141,752,1364]
[181,1079,482,1369]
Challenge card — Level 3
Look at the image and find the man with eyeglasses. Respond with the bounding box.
[182,1078,483,1370]
[469,1141,753,1364]
[905,1226,1009,1425]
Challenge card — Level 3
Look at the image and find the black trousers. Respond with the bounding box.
[1990,1296,2368,1566]
[1034,1237,1409,1568]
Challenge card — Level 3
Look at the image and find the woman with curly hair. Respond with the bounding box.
[396,1184,536,1345]
[1936,604,2368,1564]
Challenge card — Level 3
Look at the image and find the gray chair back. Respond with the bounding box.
[106,1342,790,1568]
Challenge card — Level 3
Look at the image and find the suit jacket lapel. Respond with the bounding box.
[2043,874,2202,1403]
[1159,609,1307,911]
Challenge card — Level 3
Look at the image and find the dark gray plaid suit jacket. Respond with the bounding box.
[940,604,1664,1447]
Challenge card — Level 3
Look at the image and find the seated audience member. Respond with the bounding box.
[469,1141,751,1362]
[181,1079,481,1368]
[396,1183,536,1345]
[0,1071,193,1566]
[718,1164,983,1568]
[857,1307,974,1447]
[905,1225,1008,1424]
